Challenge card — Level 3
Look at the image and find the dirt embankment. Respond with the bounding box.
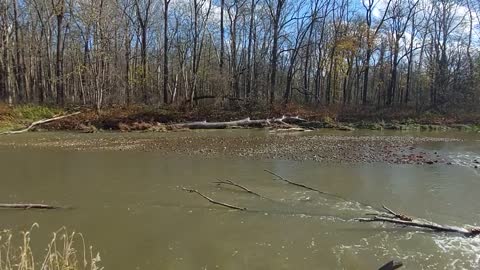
[1,104,479,133]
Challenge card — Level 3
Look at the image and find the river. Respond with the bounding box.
[0,130,479,269]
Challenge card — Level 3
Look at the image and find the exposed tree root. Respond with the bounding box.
[1,112,81,135]
[357,206,480,237]
[181,187,247,211]
[0,203,61,210]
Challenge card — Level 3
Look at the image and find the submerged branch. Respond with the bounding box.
[181,187,247,211]
[0,203,61,210]
[264,169,323,193]
[213,179,266,198]
[263,169,378,210]
[378,260,403,270]
[1,112,81,135]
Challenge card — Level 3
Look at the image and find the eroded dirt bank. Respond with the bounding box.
[0,131,464,165]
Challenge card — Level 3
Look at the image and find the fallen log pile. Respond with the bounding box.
[170,116,356,131]
[172,116,304,130]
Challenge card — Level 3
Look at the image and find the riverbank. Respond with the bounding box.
[0,104,479,133]
[0,130,473,166]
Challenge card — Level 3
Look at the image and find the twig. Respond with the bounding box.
[264,169,322,193]
[264,169,379,210]
[382,205,413,221]
[1,112,81,135]
[181,187,247,211]
[0,203,60,210]
[213,179,265,198]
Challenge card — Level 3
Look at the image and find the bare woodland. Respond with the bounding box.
[0,0,479,112]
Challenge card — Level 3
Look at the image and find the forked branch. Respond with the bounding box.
[213,179,265,198]
[357,206,480,237]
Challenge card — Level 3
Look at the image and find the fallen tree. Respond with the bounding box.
[0,203,61,210]
[1,112,81,135]
[172,116,305,129]
[356,205,480,237]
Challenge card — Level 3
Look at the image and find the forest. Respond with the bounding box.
[0,0,479,114]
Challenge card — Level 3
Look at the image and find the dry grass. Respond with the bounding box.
[0,224,102,270]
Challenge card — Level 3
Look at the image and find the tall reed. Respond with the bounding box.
[0,224,102,270]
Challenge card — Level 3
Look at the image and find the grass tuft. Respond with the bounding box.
[0,224,102,270]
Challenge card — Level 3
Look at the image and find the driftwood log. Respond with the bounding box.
[0,203,60,210]
[173,116,305,129]
[181,187,247,211]
[0,112,81,135]
[356,205,480,237]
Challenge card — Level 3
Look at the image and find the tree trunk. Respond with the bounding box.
[55,1,65,106]
[163,0,170,104]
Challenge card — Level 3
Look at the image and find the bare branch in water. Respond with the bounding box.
[213,179,266,198]
[0,203,61,210]
[264,169,323,193]
[263,169,378,210]
[356,206,480,237]
[378,260,403,270]
[181,187,247,211]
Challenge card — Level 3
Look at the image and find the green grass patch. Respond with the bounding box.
[12,105,63,121]
[0,105,64,132]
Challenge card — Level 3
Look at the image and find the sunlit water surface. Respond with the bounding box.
[0,131,478,270]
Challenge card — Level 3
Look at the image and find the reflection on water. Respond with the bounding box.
[0,131,478,269]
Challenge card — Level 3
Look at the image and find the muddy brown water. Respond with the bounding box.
[0,130,479,269]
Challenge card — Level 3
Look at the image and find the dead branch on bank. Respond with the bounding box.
[0,203,61,210]
[172,116,305,130]
[213,179,266,198]
[357,206,480,237]
[0,112,81,135]
[181,187,247,211]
